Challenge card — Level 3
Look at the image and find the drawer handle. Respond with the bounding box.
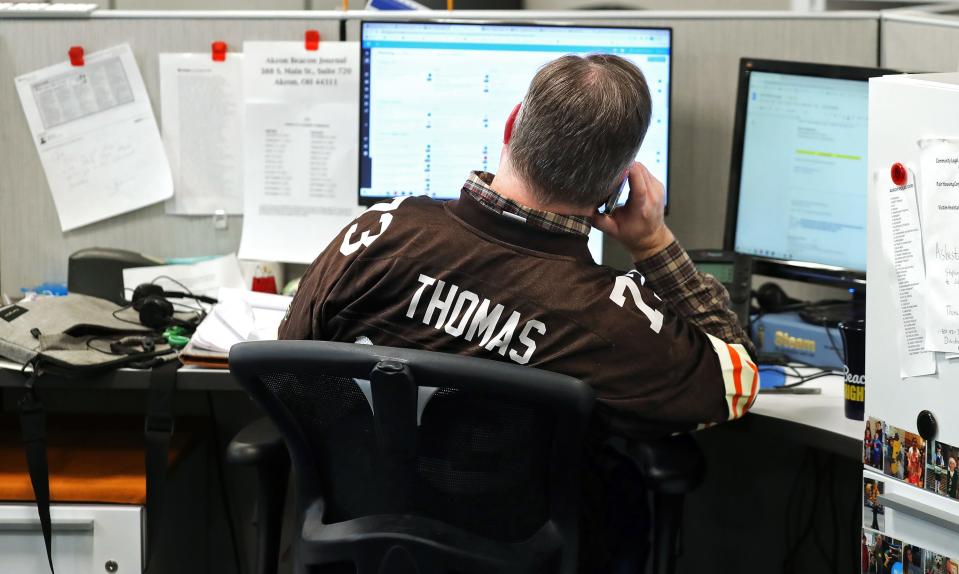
[0,518,94,532]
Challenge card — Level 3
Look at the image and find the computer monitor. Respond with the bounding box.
[724,58,893,289]
[359,21,673,248]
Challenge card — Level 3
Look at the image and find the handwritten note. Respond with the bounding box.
[237,41,363,263]
[877,168,936,376]
[918,138,959,352]
[14,44,172,231]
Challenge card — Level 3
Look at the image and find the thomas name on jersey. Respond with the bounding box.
[406,273,546,365]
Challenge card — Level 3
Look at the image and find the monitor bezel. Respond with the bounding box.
[723,57,897,290]
[358,19,674,211]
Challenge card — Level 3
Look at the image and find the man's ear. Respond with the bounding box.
[503,102,521,145]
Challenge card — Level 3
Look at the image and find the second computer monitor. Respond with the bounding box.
[359,21,672,206]
[725,58,892,287]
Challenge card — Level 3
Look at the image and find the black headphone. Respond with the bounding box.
[753,282,803,314]
[131,283,217,331]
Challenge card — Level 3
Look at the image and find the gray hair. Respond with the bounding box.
[508,54,653,208]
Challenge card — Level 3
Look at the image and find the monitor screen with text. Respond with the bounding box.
[359,21,671,206]
[733,71,868,272]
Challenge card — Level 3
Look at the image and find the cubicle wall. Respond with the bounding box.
[0,11,880,293]
[0,15,342,294]
[881,10,959,72]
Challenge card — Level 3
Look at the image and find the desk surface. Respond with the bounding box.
[1,359,864,456]
[743,371,863,459]
[751,374,862,440]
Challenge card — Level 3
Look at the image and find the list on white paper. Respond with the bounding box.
[238,41,363,263]
[159,53,245,215]
[918,138,959,352]
[14,44,173,231]
[877,169,936,377]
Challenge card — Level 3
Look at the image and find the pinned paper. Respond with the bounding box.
[876,165,936,377]
[14,44,173,231]
[238,41,363,263]
[918,138,959,352]
[159,52,244,215]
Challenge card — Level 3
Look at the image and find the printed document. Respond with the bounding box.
[238,41,363,263]
[918,138,959,352]
[876,169,936,377]
[14,44,172,231]
[159,53,244,215]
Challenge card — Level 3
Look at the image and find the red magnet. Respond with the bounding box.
[211,41,227,62]
[68,46,84,67]
[305,30,321,51]
[891,162,908,186]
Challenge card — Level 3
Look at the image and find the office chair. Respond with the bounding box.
[227,342,705,574]
[227,340,594,574]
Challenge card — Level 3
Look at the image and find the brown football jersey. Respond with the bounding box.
[279,192,758,438]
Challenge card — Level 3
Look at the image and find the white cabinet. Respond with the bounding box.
[0,504,142,574]
[866,73,959,570]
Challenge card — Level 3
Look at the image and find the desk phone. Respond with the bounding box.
[687,249,751,327]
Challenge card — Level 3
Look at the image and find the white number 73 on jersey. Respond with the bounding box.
[339,196,409,256]
[609,271,664,333]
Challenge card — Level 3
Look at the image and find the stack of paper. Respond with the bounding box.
[190,287,292,354]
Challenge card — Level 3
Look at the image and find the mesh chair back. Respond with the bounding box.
[230,341,593,573]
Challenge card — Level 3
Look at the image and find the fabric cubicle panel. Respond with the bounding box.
[0,12,879,294]
[0,14,341,295]
[348,12,880,268]
[881,11,959,72]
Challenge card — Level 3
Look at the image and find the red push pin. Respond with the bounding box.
[305,30,320,51]
[891,162,908,187]
[211,41,227,62]
[68,46,84,67]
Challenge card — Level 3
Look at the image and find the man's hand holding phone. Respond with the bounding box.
[592,162,675,262]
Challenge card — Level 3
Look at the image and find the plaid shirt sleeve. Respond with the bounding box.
[634,240,757,360]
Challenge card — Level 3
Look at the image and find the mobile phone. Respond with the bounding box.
[599,176,630,215]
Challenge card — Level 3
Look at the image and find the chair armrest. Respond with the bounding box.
[227,417,288,467]
[627,434,705,495]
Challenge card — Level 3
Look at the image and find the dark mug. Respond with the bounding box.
[839,319,866,421]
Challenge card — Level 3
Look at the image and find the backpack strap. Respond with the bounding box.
[17,359,54,573]
[143,359,180,572]
[17,356,181,574]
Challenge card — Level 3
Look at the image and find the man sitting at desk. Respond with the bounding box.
[280,54,757,569]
